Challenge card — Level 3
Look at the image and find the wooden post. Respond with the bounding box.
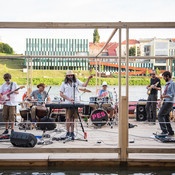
[118,96,128,161]
[30,58,33,92]
[126,27,129,98]
[27,58,30,96]
[99,58,101,89]
[95,58,98,92]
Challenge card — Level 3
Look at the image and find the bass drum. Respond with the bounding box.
[90,109,108,126]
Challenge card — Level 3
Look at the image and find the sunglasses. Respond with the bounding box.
[151,74,155,75]
[67,75,73,77]
[4,79,10,82]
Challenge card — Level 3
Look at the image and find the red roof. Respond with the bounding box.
[89,42,118,56]
[121,39,140,45]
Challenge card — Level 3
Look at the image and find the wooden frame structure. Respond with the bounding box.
[0,21,175,165]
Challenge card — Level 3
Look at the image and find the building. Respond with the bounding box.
[25,38,89,70]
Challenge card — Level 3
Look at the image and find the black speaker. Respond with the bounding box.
[39,116,56,131]
[10,132,37,147]
[136,102,147,121]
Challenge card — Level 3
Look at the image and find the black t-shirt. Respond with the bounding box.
[150,77,161,95]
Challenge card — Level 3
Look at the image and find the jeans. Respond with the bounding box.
[158,102,174,134]
[146,94,157,122]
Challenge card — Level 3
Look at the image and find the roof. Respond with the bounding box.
[121,39,140,45]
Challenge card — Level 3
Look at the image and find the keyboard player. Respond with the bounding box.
[60,70,93,140]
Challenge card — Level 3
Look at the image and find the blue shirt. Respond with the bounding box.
[164,79,175,102]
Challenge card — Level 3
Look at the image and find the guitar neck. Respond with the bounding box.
[7,88,20,95]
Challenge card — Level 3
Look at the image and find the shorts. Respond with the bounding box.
[2,105,16,122]
[66,108,78,119]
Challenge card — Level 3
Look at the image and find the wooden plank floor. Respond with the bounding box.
[0,119,175,167]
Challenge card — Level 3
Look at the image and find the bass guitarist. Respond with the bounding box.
[0,73,19,134]
[146,70,161,124]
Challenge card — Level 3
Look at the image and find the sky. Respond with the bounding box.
[0,0,175,54]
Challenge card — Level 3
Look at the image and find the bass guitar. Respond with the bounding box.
[0,86,25,104]
[147,82,159,95]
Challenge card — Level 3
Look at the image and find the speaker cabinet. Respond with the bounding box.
[136,103,147,121]
[10,132,37,147]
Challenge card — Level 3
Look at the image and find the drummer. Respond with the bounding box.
[60,70,93,140]
[29,83,51,121]
[97,81,115,124]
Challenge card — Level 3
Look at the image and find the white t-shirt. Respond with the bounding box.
[0,82,18,106]
[60,79,84,104]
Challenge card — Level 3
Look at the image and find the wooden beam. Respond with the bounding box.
[96,28,118,57]
[1,55,175,60]
[128,148,175,153]
[1,22,175,29]
[0,148,120,153]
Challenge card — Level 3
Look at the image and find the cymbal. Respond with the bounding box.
[79,88,91,93]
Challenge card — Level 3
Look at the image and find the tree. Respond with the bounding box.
[0,42,13,54]
[156,67,160,76]
[129,47,136,56]
[145,68,149,76]
[93,29,100,43]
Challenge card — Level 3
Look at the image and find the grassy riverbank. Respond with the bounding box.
[0,58,168,85]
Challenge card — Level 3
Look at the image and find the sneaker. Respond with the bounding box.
[11,129,14,134]
[168,132,174,136]
[66,132,70,138]
[160,131,168,135]
[70,132,75,140]
[2,129,8,135]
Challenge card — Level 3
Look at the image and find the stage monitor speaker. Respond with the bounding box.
[136,103,147,121]
[10,132,37,147]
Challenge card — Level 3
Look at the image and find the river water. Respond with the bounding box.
[17,85,161,103]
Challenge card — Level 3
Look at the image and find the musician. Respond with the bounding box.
[97,81,115,124]
[146,70,161,124]
[29,83,51,121]
[60,70,93,140]
[0,73,19,134]
[158,71,175,135]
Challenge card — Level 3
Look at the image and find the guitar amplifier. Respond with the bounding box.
[136,99,147,121]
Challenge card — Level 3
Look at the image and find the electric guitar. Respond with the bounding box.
[0,86,25,104]
[157,89,163,109]
[147,82,159,95]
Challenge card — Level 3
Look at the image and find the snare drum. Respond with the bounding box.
[101,97,111,107]
[90,109,108,126]
[19,108,28,120]
[36,106,48,118]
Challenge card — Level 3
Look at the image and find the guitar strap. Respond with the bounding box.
[10,82,13,91]
[153,77,157,84]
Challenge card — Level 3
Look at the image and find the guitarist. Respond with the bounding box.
[0,73,19,134]
[158,71,175,136]
[146,70,161,124]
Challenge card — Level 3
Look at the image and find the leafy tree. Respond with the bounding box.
[145,68,149,76]
[93,29,100,43]
[0,42,13,54]
[129,47,136,56]
[156,67,160,76]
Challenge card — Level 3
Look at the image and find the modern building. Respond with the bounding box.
[25,38,89,70]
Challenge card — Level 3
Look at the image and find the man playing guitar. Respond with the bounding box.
[0,73,19,134]
[146,70,161,124]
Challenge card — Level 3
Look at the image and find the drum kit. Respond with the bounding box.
[79,88,114,127]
